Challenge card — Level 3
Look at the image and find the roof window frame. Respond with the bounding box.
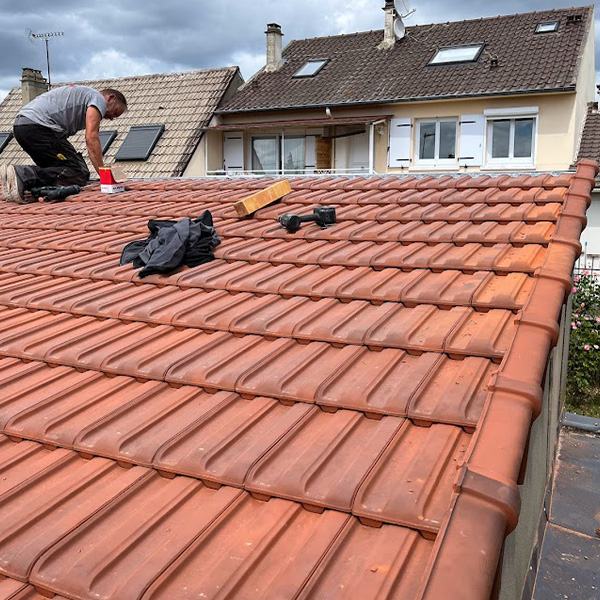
[0,132,12,155]
[114,125,165,161]
[428,44,484,66]
[535,21,559,34]
[293,59,329,78]
[98,130,118,155]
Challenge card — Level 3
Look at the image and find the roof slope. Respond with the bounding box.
[0,68,239,177]
[577,102,600,163]
[219,6,593,113]
[0,161,595,599]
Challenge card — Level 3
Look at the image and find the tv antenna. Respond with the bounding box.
[393,0,416,40]
[28,30,63,88]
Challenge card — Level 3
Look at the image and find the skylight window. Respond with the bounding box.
[536,21,559,33]
[0,132,12,155]
[98,130,117,155]
[429,44,483,65]
[293,59,328,78]
[115,125,165,161]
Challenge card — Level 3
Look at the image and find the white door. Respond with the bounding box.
[349,131,369,171]
[223,134,244,173]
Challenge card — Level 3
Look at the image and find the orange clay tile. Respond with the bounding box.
[0,162,595,600]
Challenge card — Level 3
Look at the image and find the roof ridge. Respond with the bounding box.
[284,4,593,45]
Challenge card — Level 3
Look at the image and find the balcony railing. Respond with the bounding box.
[206,167,373,177]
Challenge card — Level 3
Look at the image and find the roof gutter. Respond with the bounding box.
[215,86,577,115]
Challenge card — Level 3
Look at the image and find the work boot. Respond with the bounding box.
[0,164,8,201]
[4,165,26,204]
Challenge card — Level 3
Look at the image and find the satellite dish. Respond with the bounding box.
[393,0,405,14]
[394,17,406,40]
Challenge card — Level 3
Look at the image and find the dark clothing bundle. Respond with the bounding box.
[13,121,90,190]
[120,211,220,278]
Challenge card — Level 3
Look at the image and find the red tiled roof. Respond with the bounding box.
[219,6,593,113]
[0,160,595,599]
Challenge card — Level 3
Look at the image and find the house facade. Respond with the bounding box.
[209,3,595,178]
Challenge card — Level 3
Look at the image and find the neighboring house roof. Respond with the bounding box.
[577,101,600,164]
[0,160,595,599]
[219,6,593,113]
[0,67,240,178]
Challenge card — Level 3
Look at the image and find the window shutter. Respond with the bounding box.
[224,134,244,172]
[305,135,317,172]
[388,118,412,168]
[459,115,485,166]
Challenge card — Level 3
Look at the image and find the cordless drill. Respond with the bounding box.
[30,185,81,202]
[279,206,337,233]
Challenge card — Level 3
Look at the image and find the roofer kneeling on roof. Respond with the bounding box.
[0,85,127,203]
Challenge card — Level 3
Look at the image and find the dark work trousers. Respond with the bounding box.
[12,122,90,190]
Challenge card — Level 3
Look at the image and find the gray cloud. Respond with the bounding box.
[1,0,598,101]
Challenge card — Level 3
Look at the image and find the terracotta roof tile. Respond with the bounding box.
[0,160,595,598]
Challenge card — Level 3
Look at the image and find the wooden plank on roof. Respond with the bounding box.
[234,180,292,218]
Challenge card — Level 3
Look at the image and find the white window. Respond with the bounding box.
[429,45,483,65]
[250,135,310,174]
[536,21,558,33]
[485,117,537,168]
[415,118,458,166]
[293,60,328,78]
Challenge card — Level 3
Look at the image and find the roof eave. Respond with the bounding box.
[216,86,577,114]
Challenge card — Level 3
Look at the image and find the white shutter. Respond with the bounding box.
[459,115,485,166]
[388,118,412,168]
[224,134,244,173]
[305,135,316,173]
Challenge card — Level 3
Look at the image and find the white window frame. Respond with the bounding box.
[429,44,483,65]
[414,118,459,168]
[484,108,538,170]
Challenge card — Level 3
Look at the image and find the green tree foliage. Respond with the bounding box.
[567,271,600,416]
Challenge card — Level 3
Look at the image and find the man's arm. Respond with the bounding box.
[85,106,104,175]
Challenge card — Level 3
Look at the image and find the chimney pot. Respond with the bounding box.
[265,23,284,72]
[378,1,397,50]
[21,67,48,105]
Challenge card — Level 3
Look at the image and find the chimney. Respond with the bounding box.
[378,1,397,50]
[21,68,48,105]
[265,23,284,72]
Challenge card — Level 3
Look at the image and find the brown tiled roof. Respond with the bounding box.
[0,160,595,599]
[219,6,593,113]
[0,68,239,178]
[578,102,600,163]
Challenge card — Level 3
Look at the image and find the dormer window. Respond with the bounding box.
[536,21,559,33]
[429,44,483,65]
[293,59,328,78]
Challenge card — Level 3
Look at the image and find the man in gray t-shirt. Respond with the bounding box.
[1,85,126,203]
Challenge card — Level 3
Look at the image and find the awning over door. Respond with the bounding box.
[209,115,391,130]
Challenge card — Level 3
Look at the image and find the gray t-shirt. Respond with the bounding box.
[17,85,107,137]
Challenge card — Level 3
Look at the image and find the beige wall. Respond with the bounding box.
[214,91,582,175]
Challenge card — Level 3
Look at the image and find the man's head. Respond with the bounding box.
[100,89,127,120]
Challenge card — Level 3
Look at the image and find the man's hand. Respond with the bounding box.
[85,106,104,176]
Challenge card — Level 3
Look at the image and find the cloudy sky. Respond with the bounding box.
[1,0,598,102]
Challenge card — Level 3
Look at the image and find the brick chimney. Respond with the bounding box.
[21,68,48,105]
[378,1,396,50]
[265,23,284,72]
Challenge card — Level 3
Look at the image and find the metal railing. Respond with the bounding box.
[206,167,373,177]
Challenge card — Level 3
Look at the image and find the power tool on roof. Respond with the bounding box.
[30,185,81,203]
[279,206,337,233]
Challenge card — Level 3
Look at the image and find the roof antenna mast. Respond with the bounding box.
[28,30,64,89]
